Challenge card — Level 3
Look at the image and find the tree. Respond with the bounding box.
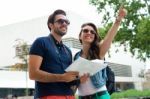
[15,39,30,96]
[15,39,30,70]
[89,0,150,62]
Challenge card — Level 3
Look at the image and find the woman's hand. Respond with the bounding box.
[80,73,90,83]
[116,5,127,22]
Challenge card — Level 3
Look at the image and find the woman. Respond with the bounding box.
[76,6,127,99]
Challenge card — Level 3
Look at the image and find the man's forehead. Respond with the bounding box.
[55,15,67,20]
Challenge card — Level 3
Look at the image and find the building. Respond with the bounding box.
[143,69,150,89]
[0,71,34,98]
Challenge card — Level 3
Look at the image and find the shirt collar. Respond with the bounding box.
[50,34,63,47]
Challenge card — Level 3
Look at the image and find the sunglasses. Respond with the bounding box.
[54,19,70,25]
[82,29,96,34]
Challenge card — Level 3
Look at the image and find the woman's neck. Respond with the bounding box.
[81,44,91,58]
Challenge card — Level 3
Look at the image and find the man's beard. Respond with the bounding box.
[54,29,67,36]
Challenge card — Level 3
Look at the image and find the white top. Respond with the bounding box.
[78,78,107,96]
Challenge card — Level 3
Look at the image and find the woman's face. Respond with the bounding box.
[80,25,96,44]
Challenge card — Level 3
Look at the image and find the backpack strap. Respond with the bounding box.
[106,65,116,95]
[74,50,81,61]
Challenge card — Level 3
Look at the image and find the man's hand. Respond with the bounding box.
[61,71,79,82]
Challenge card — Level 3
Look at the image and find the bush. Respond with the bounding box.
[111,89,150,99]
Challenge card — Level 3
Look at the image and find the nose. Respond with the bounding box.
[62,21,67,25]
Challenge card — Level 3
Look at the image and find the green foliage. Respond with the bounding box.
[111,89,150,99]
[17,42,29,62]
[89,0,150,61]
[15,40,29,71]
[75,95,79,99]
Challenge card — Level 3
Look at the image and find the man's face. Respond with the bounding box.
[52,14,70,36]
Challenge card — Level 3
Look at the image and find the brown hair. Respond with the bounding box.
[79,22,102,59]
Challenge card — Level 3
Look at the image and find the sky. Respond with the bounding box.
[0,0,100,27]
[0,0,149,70]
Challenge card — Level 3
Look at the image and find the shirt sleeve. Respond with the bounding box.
[29,38,45,57]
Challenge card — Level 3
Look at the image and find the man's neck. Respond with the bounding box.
[51,33,62,43]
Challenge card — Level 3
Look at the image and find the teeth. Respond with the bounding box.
[85,36,91,39]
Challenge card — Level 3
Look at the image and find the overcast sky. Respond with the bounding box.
[0,0,100,27]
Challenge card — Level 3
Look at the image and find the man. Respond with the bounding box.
[29,9,80,99]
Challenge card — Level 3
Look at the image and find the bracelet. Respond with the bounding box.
[76,78,80,86]
[68,78,80,86]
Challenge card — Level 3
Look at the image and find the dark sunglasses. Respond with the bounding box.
[54,19,70,25]
[82,29,96,34]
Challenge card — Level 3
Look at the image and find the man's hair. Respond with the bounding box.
[47,9,66,31]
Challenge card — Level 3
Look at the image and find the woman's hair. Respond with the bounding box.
[79,22,102,59]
